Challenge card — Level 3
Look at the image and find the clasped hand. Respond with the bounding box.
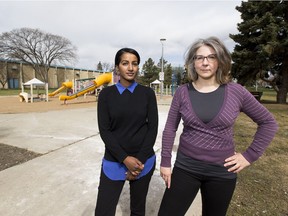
[123,156,144,180]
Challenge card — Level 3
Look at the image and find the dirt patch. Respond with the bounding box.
[0,143,42,171]
[0,94,97,114]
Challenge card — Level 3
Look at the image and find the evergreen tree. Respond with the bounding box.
[181,65,189,84]
[172,66,186,85]
[139,58,159,86]
[176,72,182,85]
[97,61,103,71]
[230,0,288,103]
[164,63,172,86]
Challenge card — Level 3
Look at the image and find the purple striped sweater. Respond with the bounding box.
[161,82,278,167]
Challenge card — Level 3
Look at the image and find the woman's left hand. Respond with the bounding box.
[123,156,144,176]
[126,171,137,181]
[224,153,251,173]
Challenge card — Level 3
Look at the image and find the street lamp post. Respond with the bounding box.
[160,38,166,99]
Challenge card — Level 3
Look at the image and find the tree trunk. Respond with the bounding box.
[277,88,287,104]
[276,59,288,104]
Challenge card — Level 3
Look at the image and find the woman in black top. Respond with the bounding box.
[95,48,158,216]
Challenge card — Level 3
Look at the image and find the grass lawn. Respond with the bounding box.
[226,88,288,215]
[227,102,288,215]
[0,88,56,96]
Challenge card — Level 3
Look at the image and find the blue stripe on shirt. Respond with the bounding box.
[102,155,156,181]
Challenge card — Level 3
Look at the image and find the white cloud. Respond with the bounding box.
[0,0,242,70]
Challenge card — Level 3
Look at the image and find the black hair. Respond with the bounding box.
[114,48,140,66]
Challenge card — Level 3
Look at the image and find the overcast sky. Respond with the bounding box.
[0,0,242,70]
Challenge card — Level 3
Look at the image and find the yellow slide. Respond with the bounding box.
[59,72,112,101]
[48,81,73,96]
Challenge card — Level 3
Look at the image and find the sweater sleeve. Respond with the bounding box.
[97,88,128,162]
[136,88,159,163]
[240,87,278,163]
[160,86,183,167]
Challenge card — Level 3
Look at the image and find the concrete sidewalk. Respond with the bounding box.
[0,102,201,216]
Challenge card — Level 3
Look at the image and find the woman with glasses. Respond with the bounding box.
[95,48,158,216]
[158,36,278,216]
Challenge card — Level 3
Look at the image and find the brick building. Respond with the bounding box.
[0,58,112,90]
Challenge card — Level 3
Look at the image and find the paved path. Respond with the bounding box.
[0,101,201,216]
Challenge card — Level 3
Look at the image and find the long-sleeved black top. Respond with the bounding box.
[97,84,158,164]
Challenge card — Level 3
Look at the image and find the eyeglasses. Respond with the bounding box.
[194,54,217,63]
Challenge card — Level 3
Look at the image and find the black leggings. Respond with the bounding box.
[95,163,155,216]
[158,166,236,216]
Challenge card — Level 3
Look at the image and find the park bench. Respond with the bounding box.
[250,91,263,101]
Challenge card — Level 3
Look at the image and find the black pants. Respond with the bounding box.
[95,163,155,216]
[158,166,236,216]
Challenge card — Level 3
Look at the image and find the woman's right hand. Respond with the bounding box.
[123,156,144,176]
[160,166,172,188]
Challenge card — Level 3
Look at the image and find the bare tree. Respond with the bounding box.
[0,61,8,88]
[0,27,78,82]
[102,62,114,72]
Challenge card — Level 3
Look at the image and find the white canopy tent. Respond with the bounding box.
[150,79,161,93]
[150,79,161,87]
[20,78,49,103]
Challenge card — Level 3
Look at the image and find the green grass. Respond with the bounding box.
[0,88,56,96]
[227,103,288,215]
[0,89,22,96]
